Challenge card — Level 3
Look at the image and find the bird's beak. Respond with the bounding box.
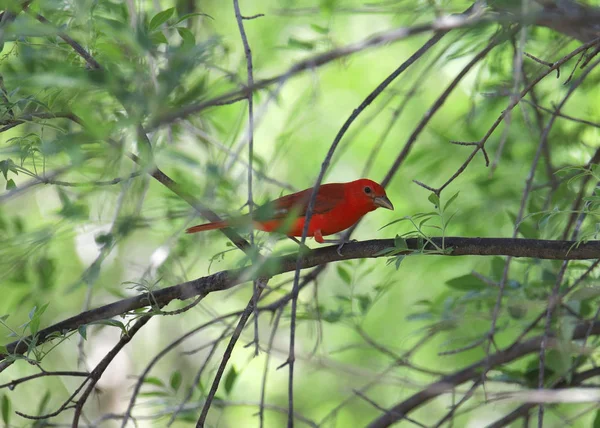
[374,195,394,210]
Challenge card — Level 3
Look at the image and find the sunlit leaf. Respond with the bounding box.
[175,12,214,25]
[143,377,166,388]
[177,27,195,46]
[149,8,175,31]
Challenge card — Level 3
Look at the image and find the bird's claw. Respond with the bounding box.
[336,239,357,256]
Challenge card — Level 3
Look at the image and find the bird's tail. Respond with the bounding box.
[186,220,229,234]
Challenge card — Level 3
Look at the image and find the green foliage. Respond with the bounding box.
[170,370,182,392]
[378,191,459,268]
[445,274,488,291]
[224,365,238,395]
[1,394,9,426]
[0,0,599,426]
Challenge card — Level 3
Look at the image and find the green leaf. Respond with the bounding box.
[322,308,344,323]
[149,8,175,31]
[177,27,195,46]
[419,217,433,228]
[337,266,351,285]
[507,300,527,319]
[428,192,440,207]
[569,286,600,302]
[143,376,165,388]
[1,394,10,426]
[545,348,571,379]
[593,409,600,428]
[310,24,329,34]
[94,233,114,247]
[57,188,89,220]
[175,411,198,422]
[357,294,371,314]
[170,370,182,392]
[175,12,213,25]
[394,255,405,270]
[445,274,487,291]
[490,257,506,281]
[0,159,17,180]
[379,216,412,230]
[224,366,238,395]
[373,247,395,256]
[287,37,315,50]
[139,390,169,398]
[150,31,168,45]
[36,256,56,290]
[78,325,87,340]
[445,191,460,211]
[5,179,15,190]
[88,319,127,335]
[29,317,40,335]
[517,221,537,239]
[394,235,408,250]
[507,211,537,239]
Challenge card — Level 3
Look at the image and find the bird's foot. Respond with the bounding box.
[319,238,358,256]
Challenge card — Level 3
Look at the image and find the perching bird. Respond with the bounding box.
[186,178,393,245]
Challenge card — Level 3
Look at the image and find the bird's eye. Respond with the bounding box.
[364,186,372,194]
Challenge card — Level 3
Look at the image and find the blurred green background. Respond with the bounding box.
[1,0,599,426]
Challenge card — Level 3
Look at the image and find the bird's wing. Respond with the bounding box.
[253,183,345,221]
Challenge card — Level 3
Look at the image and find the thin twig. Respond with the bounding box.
[72,310,155,427]
[259,307,284,428]
[536,55,600,427]
[365,321,600,428]
[197,280,267,426]
[149,6,489,129]
[120,310,241,427]
[0,370,88,390]
[415,36,600,196]
[233,0,260,358]
[284,21,454,426]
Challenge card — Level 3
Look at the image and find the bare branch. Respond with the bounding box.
[366,322,600,428]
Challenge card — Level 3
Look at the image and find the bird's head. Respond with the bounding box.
[346,179,394,213]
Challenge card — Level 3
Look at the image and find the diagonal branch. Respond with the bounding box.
[366,321,600,428]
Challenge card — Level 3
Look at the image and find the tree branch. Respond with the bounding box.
[2,237,600,363]
[366,321,600,428]
[148,6,600,130]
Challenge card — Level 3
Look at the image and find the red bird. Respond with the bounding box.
[186,179,393,245]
